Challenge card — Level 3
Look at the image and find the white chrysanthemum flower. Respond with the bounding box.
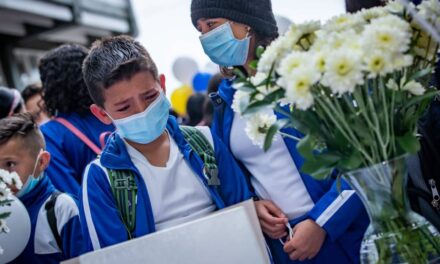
[250,72,268,87]
[402,80,426,95]
[282,67,320,110]
[418,0,440,25]
[257,37,289,74]
[391,54,414,70]
[363,50,394,78]
[0,169,12,186]
[386,79,399,91]
[322,49,364,95]
[317,29,361,52]
[313,51,327,73]
[245,112,277,147]
[362,16,411,54]
[250,72,280,95]
[0,219,9,233]
[359,6,387,21]
[386,1,407,14]
[323,13,365,33]
[277,51,309,77]
[0,187,11,202]
[296,20,321,36]
[231,90,251,114]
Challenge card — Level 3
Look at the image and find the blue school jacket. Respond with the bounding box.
[40,113,114,197]
[79,116,252,252]
[11,176,84,264]
[210,79,369,264]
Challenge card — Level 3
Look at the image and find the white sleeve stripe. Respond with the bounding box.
[54,194,79,234]
[315,190,355,227]
[82,161,103,250]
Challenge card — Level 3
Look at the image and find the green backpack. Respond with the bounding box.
[106,126,220,239]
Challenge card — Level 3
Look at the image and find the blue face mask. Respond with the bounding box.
[200,22,250,67]
[111,92,171,144]
[16,152,43,198]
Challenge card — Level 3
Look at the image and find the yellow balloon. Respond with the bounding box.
[171,85,193,116]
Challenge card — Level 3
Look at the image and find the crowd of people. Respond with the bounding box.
[0,0,438,263]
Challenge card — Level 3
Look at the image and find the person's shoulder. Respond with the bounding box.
[51,193,80,227]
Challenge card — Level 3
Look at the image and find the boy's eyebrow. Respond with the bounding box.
[0,155,18,161]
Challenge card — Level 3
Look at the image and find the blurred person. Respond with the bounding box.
[191,0,369,263]
[0,113,84,263]
[200,73,223,127]
[0,86,25,118]
[185,93,206,126]
[21,83,50,125]
[80,35,251,251]
[39,44,114,196]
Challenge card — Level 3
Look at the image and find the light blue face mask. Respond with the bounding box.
[16,152,43,198]
[111,92,171,144]
[200,22,251,67]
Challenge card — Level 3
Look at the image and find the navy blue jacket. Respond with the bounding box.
[11,176,84,264]
[41,113,114,196]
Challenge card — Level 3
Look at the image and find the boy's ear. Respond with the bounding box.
[159,74,166,94]
[37,151,51,174]
[90,104,113,125]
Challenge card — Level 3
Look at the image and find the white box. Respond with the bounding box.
[63,199,270,264]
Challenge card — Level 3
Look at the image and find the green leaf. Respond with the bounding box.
[233,68,247,79]
[0,212,11,219]
[264,123,280,151]
[396,133,421,154]
[403,89,439,110]
[339,151,363,171]
[248,60,258,70]
[256,46,265,59]
[297,134,315,160]
[408,67,434,82]
[242,100,272,115]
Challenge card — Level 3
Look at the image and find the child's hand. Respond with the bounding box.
[255,200,288,239]
[283,219,326,261]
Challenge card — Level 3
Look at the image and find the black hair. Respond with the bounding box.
[21,83,42,103]
[83,35,158,107]
[0,113,45,156]
[39,44,92,116]
[0,87,24,119]
[345,0,384,13]
[185,93,207,126]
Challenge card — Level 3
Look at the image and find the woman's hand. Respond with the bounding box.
[255,200,288,239]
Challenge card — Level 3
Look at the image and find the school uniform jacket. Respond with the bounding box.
[41,113,114,196]
[80,116,252,252]
[210,79,369,263]
[11,176,84,264]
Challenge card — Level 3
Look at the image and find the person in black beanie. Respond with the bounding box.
[0,86,25,119]
[190,1,369,264]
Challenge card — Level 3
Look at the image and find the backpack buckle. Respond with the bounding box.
[203,166,220,186]
[114,177,137,191]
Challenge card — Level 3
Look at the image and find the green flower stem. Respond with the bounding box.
[278,131,302,142]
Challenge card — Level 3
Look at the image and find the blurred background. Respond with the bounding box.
[0,0,345,122]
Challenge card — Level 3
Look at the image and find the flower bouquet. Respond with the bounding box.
[232,0,440,263]
[0,169,22,254]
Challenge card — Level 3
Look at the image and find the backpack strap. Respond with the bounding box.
[180,126,220,186]
[107,169,138,240]
[45,191,63,250]
[55,117,102,155]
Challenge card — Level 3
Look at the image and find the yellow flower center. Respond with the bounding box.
[336,61,351,76]
[370,57,384,72]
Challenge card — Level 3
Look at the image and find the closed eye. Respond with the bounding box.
[116,105,130,112]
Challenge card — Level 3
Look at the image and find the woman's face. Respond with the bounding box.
[196,18,250,40]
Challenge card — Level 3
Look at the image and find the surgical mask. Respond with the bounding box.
[16,151,43,198]
[200,22,250,67]
[111,92,170,144]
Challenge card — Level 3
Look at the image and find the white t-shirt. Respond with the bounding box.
[124,128,216,231]
[230,112,314,220]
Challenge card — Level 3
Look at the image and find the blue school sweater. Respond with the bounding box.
[210,79,369,264]
[40,113,114,197]
[79,116,252,252]
[11,176,84,264]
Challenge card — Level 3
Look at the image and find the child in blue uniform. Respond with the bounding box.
[0,113,84,263]
[79,35,252,251]
[39,44,114,196]
[190,0,369,263]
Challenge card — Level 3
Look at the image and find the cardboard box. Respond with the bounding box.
[63,199,270,264]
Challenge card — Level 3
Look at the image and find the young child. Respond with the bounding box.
[0,113,84,263]
[80,35,252,251]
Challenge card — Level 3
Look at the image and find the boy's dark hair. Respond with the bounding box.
[39,44,92,116]
[21,83,42,103]
[83,35,159,107]
[0,87,23,119]
[0,113,45,156]
[185,93,206,126]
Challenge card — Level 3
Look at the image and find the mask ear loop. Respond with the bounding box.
[30,149,44,180]
[279,223,294,246]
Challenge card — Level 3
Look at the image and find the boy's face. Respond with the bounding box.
[91,71,166,124]
[0,137,50,193]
